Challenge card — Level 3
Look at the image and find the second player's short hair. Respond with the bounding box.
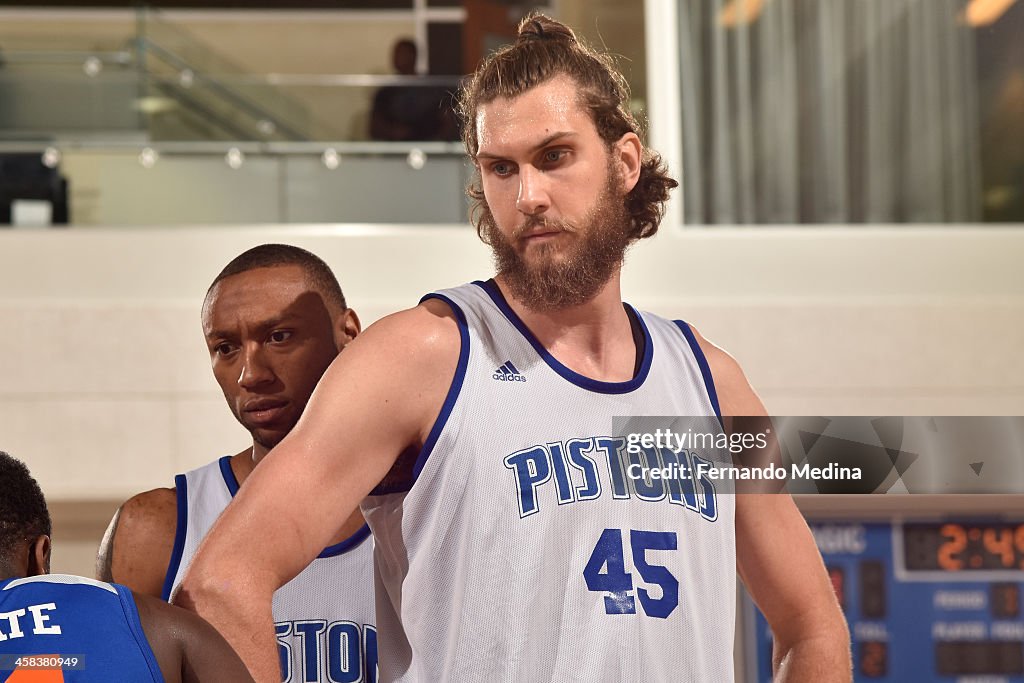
[207,244,347,310]
[0,451,51,575]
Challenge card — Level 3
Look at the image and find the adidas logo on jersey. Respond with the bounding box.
[493,361,526,382]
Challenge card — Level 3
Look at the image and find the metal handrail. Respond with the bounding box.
[0,49,133,66]
[0,140,466,155]
[259,74,465,88]
[135,36,309,141]
[148,76,253,140]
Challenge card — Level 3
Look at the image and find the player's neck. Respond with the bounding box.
[251,442,270,466]
[231,445,262,485]
[496,272,637,382]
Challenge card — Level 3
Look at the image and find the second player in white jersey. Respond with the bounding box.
[362,281,736,682]
[167,457,378,683]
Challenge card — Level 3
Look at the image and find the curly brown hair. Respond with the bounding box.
[458,13,677,242]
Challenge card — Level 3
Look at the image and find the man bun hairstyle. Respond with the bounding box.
[518,14,576,42]
[0,451,51,574]
[459,12,678,241]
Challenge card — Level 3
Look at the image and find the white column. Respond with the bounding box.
[643,0,684,228]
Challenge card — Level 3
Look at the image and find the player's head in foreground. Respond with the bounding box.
[459,12,678,312]
[202,244,361,455]
[0,450,51,580]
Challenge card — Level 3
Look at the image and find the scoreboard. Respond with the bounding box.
[747,498,1024,682]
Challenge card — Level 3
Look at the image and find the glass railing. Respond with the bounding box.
[138,74,462,143]
[0,60,461,144]
[134,7,313,141]
[0,6,471,226]
[0,140,470,226]
[0,58,144,140]
[0,7,464,145]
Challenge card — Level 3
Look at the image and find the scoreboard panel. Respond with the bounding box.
[750,520,1024,682]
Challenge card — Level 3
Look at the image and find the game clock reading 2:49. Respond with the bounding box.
[903,522,1024,571]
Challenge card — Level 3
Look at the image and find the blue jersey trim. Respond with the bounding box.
[160,475,189,602]
[368,477,413,496]
[408,292,470,483]
[218,454,367,557]
[474,279,653,395]
[218,454,240,495]
[673,320,723,424]
[116,584,166,682]
[317,524,372,558]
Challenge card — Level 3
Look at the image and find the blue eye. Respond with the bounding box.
[543,150,567,164]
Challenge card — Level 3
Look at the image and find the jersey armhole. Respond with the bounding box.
[673,320,723,426]
[116,585,167,682]
[413,293,471,481]
[160,474,188,602]
[368,292,470,494]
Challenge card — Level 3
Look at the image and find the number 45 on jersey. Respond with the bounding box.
[585,528,679,619]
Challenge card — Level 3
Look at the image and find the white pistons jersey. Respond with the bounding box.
[165,456,378,683]
[361,280,737,682]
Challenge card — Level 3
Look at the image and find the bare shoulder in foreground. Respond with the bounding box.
[96,487,177,594]
[134,591,254,683]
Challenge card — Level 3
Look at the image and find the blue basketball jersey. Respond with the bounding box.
[0,574,163,682]
[362,280,736,682]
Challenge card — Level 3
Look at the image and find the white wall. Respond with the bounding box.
[1,224,1023,573]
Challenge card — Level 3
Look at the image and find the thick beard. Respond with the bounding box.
[482,163,633,313]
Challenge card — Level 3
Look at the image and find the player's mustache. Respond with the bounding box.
[512,217,576,241]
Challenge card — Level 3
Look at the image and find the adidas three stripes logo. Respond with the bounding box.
[492,360,527,382]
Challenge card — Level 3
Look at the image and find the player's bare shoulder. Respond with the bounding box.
[352,297,462,359]
[684,323,765,417]
[133,590,255,683]
[297,298,464,458]
[334,298,463,396]
[96,487,177,595]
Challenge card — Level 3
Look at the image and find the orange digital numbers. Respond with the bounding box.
[938,524,966,571]
[992,583,1020,619]
[983,527,1015,568]
[905,522,1024,572]
[859,641,887,678]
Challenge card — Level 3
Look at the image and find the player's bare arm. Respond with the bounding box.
[175,298,461,681]
[96,487,177,595]
[693,327,852,682]
[134,591,254,683]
